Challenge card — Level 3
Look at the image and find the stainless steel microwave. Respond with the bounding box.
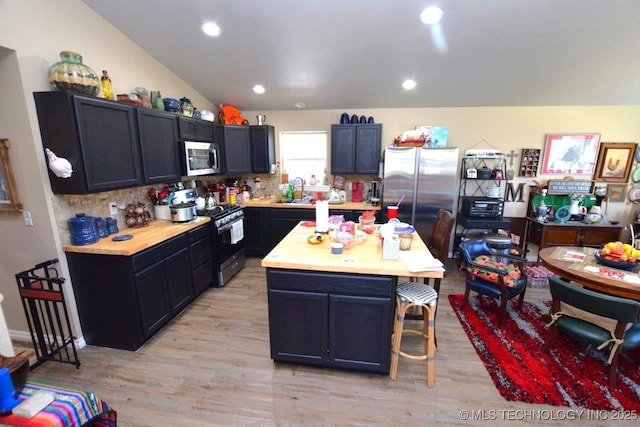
[180,140,221,176]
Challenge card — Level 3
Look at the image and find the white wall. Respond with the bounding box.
[244,106,640,220]
[0,0,213,340]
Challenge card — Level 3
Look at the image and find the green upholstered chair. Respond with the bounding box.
[458,238,528,326]
[544,276,640,388]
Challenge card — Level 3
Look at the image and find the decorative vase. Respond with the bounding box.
[48,51,100,96]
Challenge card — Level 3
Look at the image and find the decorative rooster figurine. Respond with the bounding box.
[45,148,73,178]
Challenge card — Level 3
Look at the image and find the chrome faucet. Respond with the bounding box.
[293,177,304,197]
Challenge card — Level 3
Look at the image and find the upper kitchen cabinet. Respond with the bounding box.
[215,124,251,174]
[331,124,382,174]
[178,116,214,142]
[136,108,181,184]
[250,125,275,173]
[34,91,142,194]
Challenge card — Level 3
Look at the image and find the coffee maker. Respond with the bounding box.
[351,182,364,202]
[370,180,380,205]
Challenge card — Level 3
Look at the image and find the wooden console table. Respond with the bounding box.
[524,217,623,255]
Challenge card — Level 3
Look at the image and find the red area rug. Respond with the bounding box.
[448,294,640,410]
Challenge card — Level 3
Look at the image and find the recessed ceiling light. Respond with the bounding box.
[294,103,306,109]
[402,79,417,90]
[201,22,221,37]
[420,6,443,24]
[253,85,265,94]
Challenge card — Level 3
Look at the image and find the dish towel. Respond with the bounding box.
[231,219,244,244]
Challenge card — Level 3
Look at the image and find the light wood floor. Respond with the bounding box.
[22,258,635,426]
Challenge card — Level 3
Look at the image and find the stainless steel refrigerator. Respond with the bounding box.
[382,146,459,241]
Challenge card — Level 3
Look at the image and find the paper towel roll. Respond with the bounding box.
[315,200,329,233]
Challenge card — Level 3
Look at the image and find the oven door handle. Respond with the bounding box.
[218,217,244,233]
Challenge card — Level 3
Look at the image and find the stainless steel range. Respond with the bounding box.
[197,205,245,287]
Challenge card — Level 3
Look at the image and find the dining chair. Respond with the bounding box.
[458,238,528,326]
[544,276,640,388]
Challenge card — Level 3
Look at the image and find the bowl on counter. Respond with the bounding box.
[593,251,640,271]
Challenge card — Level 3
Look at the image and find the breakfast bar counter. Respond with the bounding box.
[261,223,443,374]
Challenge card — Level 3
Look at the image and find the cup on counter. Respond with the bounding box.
[399,232,414,251]
[387,206,398,219]
[331,243,344,255]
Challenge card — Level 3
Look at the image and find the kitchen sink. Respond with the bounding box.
[273,197,313,205]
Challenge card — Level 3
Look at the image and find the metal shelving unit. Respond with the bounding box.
[454,155,510,255]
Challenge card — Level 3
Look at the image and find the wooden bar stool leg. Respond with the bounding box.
[425,303,436,387]
[389,297,407,380]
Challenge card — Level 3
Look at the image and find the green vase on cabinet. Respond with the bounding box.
[152,91,164,111]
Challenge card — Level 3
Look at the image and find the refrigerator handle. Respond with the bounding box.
[386,145,414,153]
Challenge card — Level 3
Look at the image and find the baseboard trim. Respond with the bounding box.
[10,329,86,350]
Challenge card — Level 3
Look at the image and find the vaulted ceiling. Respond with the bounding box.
[82,0,640,111]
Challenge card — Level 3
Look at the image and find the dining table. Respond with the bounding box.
[538,246,640,301]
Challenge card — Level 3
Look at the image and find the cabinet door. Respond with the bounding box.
[355,125,381,174]
[329,294,392,373]
[331,125,356,174]
[135,260,171,338]
[221,126,251,173]
[195,120,214,142]
[268,289,328,366]
[165,247,194,314]
[542,226,580,247]
[178,116,197,140]
[74,96,143,192]
[137,108,180,183]
[243,208,271,256]
[579,227,622,248]
[250,125,275,173]
[269,209,316,249]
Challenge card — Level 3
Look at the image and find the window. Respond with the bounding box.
[279,132,327,185]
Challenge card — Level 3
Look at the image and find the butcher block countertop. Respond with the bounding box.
[242,197,380,211]
[261,223,443,279]
[62,216,211,256]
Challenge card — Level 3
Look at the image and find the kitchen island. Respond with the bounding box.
[261,223,443,374]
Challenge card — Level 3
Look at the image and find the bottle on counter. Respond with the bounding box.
[100,70,113,100]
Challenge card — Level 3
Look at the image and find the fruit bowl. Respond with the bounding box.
[594,251,640,271]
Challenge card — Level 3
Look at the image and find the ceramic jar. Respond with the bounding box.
[49,51,100,96]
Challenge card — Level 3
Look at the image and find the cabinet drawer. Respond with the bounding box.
[543,228,579,245]
[132,234,188,271]
[581,228,621,246]
[190,237,213,268]
[188,223,211,243]
[267,269,395,297]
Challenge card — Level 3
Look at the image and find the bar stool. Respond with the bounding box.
[389,281,438,387]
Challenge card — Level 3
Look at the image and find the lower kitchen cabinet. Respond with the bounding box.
[243,207,271,257]
[267,269,395,374]
[269,209,316,250]
[66,223,212,350]
[188,223,215,295]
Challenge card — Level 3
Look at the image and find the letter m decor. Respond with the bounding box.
[505,182,525,202]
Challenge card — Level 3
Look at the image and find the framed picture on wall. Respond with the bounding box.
[0,138,23,212]
[606,184,627,203]
[593,142,637,183]
[540,133,601,175]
